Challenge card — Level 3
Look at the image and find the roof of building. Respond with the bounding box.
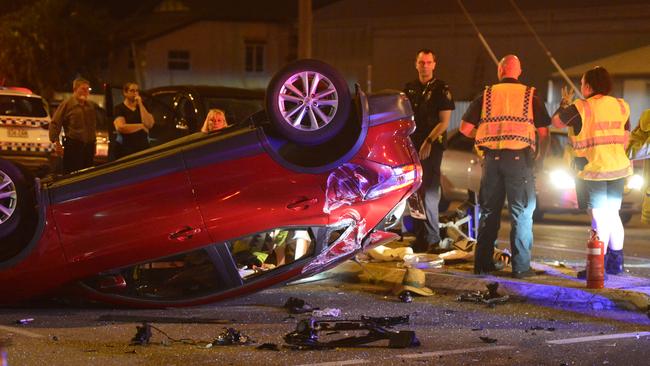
[552,45,650,78]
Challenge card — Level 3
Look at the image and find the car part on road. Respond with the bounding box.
[284,316,419,349]
[457,282,510,307]
[284,297,319,314]
[208,328,254,347]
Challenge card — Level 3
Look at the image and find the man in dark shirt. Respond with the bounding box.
[460,55,550,278]
[403,49,455,253]
[113,82,154,159]
[49,77,98,174]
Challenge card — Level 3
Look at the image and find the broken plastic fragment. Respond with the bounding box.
[130,323,152,346]
[312,308,341,317]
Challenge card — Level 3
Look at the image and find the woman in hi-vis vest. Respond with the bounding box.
[551,66,632,277]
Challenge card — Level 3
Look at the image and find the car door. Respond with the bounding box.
[49,150,212,277]
[182,130,329,244]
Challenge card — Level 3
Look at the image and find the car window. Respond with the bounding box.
[227,228,314,280]
[81,248,230,300]
[0,95,48,117]
[446,131,475,152]
[202,97,263,126]
[177,97,199,128]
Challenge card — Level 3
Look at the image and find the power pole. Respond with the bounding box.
[298,0,312,59]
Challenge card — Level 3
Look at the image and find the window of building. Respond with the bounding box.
[168,50,190,71]
[245,42,265,73]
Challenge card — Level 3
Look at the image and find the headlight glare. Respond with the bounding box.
[549,169,575,190]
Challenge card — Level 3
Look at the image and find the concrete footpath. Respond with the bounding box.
[333,252,650,314]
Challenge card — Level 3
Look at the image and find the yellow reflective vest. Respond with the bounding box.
[627,109,650,224]
[475,83,537,151]
[569,95,632,181]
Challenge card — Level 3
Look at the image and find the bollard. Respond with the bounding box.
[586,230,605,289]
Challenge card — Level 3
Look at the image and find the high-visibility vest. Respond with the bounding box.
[475,83,537,151]
[569,95,632,181]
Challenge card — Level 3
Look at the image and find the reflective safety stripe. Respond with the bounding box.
[580,166,633,180]
[0,141,53,152]
[571,135,627,150]
[0,116,50,127]
[587,248,602,256]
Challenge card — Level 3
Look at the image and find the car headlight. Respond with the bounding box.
[549,169,575,190]
[626,174,644,191]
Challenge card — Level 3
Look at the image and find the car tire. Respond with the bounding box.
[265,59,351,146]
[0,160,32,240]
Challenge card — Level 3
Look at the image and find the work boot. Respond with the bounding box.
[605,249,624,275]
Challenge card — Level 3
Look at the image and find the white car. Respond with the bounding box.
[0,87,53,175]
[441,129,643,223]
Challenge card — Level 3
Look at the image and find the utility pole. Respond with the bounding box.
[298,0,312,59]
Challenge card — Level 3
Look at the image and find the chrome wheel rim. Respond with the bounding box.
[278,71,339,131]
[0,169,17,224]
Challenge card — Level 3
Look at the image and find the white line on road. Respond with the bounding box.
[398,345,515,359]
[547,332,650,345]
[533,244,649,262]
[0,325,45,338]
[296,360,369,366]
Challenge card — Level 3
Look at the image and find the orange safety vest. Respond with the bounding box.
[475,83,537,151]
[569,95,632,181]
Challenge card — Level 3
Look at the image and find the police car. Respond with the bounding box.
[0,87,53,175]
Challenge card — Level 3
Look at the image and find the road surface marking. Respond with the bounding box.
[547,331,650,345]
[0,325,45,338]
[532,243,648,262]
[296,360,369,366]
[398,345,514,359]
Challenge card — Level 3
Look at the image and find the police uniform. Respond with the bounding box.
[462,78,550,275]
[404,78,455,251]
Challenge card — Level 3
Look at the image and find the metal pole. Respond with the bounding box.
[456,0,499,66]
[298,0,312,59]
[508,0,582,98]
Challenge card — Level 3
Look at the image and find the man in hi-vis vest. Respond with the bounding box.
[460,55,550,279]
[552,66,631,277]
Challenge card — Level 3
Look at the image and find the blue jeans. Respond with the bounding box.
[475,148,536,273]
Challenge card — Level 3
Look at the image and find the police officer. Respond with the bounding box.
[404,49,455,253]
[460,55,550,278]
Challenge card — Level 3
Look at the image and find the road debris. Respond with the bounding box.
[393,268,434,299]
[284,297,318,314]
[312,308,342,317]
[284,316,418,349]
[457,282,510,307]
[15,318,34,325]
[207,328,254,347]
[479,336,498,343]
[257,343,280,351]
[130,323,152,345]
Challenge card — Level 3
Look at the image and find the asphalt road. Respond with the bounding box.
[529,212,650,278]
[0,213,648,365]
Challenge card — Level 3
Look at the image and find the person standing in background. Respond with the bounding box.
[49,77,98,174]
[113,82,154,159]
[403,48,455,253]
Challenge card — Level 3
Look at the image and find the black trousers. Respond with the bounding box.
[63,137,95,174]
[412,144,443,251]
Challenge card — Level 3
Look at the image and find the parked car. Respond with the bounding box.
[441,129,643,223]
[0,60,421,308]
[105,84,265,154]
[0,87,54,176]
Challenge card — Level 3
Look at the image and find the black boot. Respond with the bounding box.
[605,249,624,275]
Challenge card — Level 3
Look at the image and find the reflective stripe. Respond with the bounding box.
[0,141,53,152]
[580,166,633,180]
[587,248,602,256]
[592,121,622,130]
[572,135,627,150]
[616,98,627,115]
[0,116,50,127]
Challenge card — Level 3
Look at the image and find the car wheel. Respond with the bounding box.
[266,59,351,146]
[0,160,30,239]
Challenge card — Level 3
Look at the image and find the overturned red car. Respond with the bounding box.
[0,60,420,308]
